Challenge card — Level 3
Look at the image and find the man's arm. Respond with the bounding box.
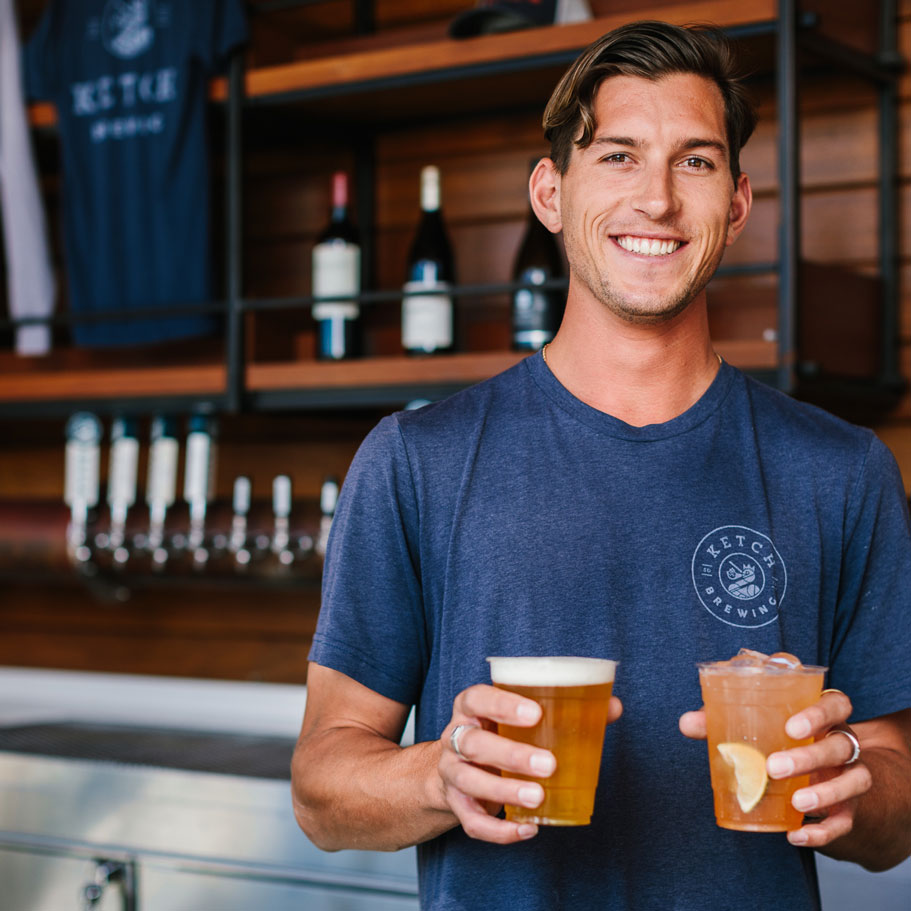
[680,693,911,871]
[292,662,606,851]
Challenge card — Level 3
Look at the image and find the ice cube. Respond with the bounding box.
[766,651,802,670]
[730,648,768,667]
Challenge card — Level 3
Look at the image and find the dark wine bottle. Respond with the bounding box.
[402,165,455,355]
[511,160,565,351]
[312,171,361,359]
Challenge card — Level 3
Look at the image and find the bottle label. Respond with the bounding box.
[312,243,360,321]
[402,280,453,351]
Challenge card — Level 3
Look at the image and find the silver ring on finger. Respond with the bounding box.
[450,723,478,761]
[825,727,861,765]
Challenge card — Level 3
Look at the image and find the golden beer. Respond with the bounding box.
[698,651,826,832]
[487,656,616,826]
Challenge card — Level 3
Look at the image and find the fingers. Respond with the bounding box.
[607,696,623,725]
[767,723,862,780]
[679,708,707,740]
[788,762,872,816]
[447,787,538,843]
[440,684,552,844]
[444,724,556,779]
[784,688,852,740]
[440,685,622,844]
[787,803,855,848]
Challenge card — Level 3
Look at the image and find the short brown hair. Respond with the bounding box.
[543,21,758,184]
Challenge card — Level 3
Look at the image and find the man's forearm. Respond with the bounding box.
[819,746,911,871]
[292,726,457,852]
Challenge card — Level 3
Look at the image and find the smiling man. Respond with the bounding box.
[292,21,911,911]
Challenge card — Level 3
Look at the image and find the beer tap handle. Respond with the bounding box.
[316,476,339,559]
[146,416,179,569]
[64,412,103,565]
[184,416,217,568]
[230,476,252,568]
[106,417,139,565]
[272,475,292,565]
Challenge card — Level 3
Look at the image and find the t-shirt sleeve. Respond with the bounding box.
[309,415,428,707]
[23,1,58,101]
[828,436,911,722]
[194,0,248,71]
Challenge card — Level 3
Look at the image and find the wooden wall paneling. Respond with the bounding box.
[0,581,319,683]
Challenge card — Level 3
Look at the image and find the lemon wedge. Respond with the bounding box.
[717,742,768,813]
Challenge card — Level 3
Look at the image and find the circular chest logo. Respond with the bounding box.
[692,526,785,628]
[103,0,156,60]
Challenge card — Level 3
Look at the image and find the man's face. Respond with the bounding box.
[553,72,752,325]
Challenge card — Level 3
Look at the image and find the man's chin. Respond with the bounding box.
[601,292,695,326]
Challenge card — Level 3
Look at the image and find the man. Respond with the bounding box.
[292,21,911,910]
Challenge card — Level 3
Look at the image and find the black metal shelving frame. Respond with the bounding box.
[1,0,904,418]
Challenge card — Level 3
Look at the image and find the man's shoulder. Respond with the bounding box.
[737,369,877,454]
[391,356,534,439]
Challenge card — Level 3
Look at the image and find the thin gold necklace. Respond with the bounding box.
[542,344,722,366]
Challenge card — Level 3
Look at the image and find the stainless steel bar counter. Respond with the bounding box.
[0,668,418,911]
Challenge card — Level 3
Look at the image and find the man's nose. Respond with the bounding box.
[631,164,678,221]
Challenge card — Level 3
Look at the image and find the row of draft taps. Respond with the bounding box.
[63,412,338,576]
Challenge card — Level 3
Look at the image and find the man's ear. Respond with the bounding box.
[726,172,752,246]
[529,157,563,234]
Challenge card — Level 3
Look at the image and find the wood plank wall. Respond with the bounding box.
[0,1,909,684]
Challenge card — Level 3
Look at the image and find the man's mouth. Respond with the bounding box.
[615,235,682,256]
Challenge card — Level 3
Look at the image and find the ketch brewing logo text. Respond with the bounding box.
[691,525,785,628]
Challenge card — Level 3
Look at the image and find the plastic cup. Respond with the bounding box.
[698,653,826,831]
[487,656,616,826]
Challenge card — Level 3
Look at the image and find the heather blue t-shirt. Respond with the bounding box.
[311,354,911,911]
[25,0,246,346]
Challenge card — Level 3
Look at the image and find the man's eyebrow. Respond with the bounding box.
[679,137,729,158]
[590,136,729,158]
[591,136,639,148]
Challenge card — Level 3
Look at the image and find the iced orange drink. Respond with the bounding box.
[698,649,826,832]
[487,656,616,826]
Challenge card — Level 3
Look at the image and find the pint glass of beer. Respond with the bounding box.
[487,656,617,826]
[698,649,826,832]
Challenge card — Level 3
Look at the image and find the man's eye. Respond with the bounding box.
[683,156,713,169]
[603,153,631,164]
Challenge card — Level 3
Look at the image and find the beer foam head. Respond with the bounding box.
[487,656,616,687]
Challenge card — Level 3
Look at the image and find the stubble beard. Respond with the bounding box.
[575,244,725,327]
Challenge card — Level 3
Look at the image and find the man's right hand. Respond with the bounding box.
[436,684,622,843]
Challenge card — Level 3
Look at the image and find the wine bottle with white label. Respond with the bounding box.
[512,159,565,351]
[402,165,455,355]
[312,171,361,360]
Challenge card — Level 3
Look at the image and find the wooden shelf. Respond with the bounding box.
[0,363,226,404]
[232,1,776,102]
[246,350,525,392]
[0,345,782,415]
[28,1,777,127]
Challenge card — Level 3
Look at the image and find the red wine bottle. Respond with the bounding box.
[402,166,455,355]
[312,171,361,359]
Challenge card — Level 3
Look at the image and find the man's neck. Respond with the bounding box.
[542,296,721,427]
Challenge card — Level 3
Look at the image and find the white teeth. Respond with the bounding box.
[616,236,681,256]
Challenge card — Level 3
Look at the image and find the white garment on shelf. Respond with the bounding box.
[0,0,55,356]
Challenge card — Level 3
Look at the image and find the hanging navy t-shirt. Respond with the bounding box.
[25,0,246,346]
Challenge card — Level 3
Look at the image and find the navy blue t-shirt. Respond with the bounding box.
[25,0,246,346]
[311,354,911,911]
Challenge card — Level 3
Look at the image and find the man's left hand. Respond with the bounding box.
[679,689,872,848]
